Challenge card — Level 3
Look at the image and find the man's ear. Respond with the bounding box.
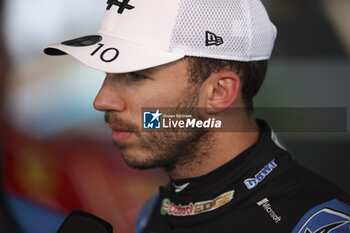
[201,71,241,114]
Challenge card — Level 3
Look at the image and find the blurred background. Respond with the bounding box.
[0,0,349,232]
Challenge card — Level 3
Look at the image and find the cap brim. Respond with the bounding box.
[44,34,184,73]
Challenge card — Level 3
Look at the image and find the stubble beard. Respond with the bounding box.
[105,86,213,172]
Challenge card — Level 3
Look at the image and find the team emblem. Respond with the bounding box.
[293,207,350,233]
[106,0,135,14]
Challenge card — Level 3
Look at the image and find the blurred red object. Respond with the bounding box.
[2,124,166,233]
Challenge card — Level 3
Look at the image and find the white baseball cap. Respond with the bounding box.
[44,0,277,73]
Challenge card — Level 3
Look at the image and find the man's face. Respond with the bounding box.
[94,60,209,171]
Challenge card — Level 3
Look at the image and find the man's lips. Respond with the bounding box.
[108,125,133,142]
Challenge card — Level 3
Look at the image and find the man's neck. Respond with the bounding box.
[168,115,259,180]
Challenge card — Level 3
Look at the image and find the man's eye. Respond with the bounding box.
[129,72,148,81]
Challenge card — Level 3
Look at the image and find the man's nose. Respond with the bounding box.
[93,77,126,112]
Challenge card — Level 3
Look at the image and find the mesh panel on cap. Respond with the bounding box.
[250,0,277,59]
[169,0,276,61]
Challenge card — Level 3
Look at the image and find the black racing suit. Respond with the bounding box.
[135,120,350,233]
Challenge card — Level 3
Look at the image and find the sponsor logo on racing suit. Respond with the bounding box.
[244,159,277,189]
[160,190,234,216]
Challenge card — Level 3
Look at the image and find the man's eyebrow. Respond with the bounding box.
[136,67,157,75]
[135,60,180,75]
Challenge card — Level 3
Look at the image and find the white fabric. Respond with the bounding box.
[44,0,277,73]
[45,34,184,73]
[169,0,277,61]
[99,0,181,50]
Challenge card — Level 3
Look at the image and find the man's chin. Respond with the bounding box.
[118,149,175,170]
[122,160,160,170]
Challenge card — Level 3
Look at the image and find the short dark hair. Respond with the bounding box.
[185,57,268,111]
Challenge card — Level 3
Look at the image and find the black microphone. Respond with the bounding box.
[57,210,113,233]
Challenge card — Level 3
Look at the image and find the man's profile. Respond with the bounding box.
[44,0,350,232]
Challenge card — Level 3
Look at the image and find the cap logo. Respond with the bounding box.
[106,0,135,14]
[205,31,223,46]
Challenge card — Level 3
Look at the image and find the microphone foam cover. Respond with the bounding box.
[57,210,113,233]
